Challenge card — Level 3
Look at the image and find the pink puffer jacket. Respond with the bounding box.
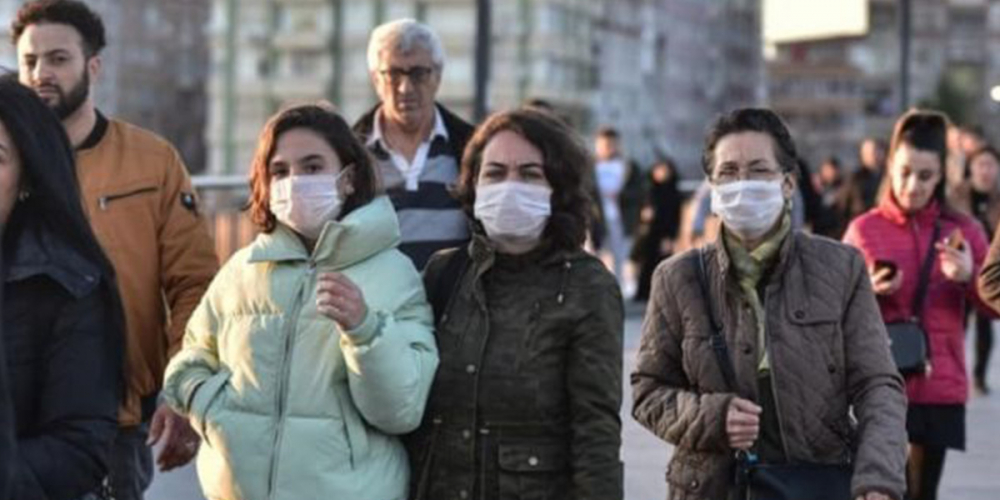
[844,197,994,405]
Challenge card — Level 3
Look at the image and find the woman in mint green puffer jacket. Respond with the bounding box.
[163,105,438,500]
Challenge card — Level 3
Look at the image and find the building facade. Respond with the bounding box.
[0,0,210,172]
[207,0,764,176]
[769,0,1000,168]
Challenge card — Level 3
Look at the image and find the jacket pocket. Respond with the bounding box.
[497,442,569,500]
[189,369,232,447]
[333,384,370,469]
[665,453,710,500]
[97,182,159,210]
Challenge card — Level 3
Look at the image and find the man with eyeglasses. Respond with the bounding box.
[354,19,474,269]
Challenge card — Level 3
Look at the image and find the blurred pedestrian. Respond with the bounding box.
[632,156,682,302]
[843,110,993,500]
[687,179,718,247]
[593,127,645,288]
[523,98,607,250]
[837,137,886,225]
[408,108,623,500]
[949,145,1000,395]
[946,125,986,191]
[163,104,438,500]
[12,1,219,495]
[354,19,473,269]
[812,155,848,238]
[633,108,906,500]
[0,77,124,499]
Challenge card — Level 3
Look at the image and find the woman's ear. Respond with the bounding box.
[340,165,355,196]
[782,172,797,200]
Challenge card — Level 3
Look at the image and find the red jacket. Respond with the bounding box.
[844,197,993,405]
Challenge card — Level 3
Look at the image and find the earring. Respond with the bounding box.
[17,190,29,202]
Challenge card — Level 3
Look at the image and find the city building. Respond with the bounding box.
[0,0,210,172]
[768,0,1000,167]
[207,0,764,176]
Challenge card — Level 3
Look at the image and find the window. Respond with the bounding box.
[290,50,323,77]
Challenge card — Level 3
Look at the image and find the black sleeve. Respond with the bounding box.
[0,246,13,500]
[11,284,122,500]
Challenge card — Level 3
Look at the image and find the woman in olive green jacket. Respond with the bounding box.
[406,108,624,500]
[163,105,438,500]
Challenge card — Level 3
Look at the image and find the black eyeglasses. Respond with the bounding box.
[378,66,436,85]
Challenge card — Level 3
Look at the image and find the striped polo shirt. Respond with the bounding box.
[366,109,470,269]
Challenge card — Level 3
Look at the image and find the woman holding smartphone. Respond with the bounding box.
[843,110,995,500]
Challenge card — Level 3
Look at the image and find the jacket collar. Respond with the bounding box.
[355,102,474,160]
[4,223,101,298]
[365,106,449,150]
[247,196,401,269]
[876,190,941,227]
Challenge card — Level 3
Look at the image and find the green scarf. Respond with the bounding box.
[722,211,791,373]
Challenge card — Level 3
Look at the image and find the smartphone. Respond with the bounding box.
[944,229,965,250]
[873,259,898,280]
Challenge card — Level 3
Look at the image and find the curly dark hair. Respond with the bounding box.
[248,104,381,233]
[701,108,799,177]
[455,108,592,252]
[11,0,107,57]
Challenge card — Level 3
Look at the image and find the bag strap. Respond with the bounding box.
[909,220,941,321]
[429,248,471,322]
[695,248,738,392]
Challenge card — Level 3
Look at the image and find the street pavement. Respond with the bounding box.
[148,304,1000,499]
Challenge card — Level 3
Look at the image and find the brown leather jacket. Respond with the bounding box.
[76,116,218,426]
[632,231,907,500]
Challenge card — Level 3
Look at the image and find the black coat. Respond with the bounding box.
[0,240,13,500]
[2,224,122,500]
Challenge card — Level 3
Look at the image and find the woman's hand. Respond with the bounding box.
[936,240,973,284]
[316,272,368,330]
[870,266,904,296]
[726,397,762,451]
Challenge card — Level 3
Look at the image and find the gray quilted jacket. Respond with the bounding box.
[631,231,907,500]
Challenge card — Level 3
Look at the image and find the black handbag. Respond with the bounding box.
[694,250,853,500]
[884,220,939,376]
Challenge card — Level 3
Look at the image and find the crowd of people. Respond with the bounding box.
[3,2,1000,500]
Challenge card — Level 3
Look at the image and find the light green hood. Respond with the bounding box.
[248,195,401,270]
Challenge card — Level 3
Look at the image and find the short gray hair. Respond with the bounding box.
[366,19,446,72]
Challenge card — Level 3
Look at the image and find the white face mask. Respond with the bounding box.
[474,181,552,253]
[270,173,345,240]
[710,179,786,240]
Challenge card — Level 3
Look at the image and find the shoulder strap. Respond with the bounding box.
[429,248,470,322]
[695,249,738,392]
[910,220,941,320]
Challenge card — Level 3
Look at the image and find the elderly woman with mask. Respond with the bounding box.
[632,108,907,500]
[406,108,624,500]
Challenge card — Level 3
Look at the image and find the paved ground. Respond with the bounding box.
[148,305,1000,499]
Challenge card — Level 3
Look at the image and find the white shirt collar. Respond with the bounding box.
[367,106,449,150]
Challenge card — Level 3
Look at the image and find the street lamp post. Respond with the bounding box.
[474,0,492,122]
[899,0,911,112]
